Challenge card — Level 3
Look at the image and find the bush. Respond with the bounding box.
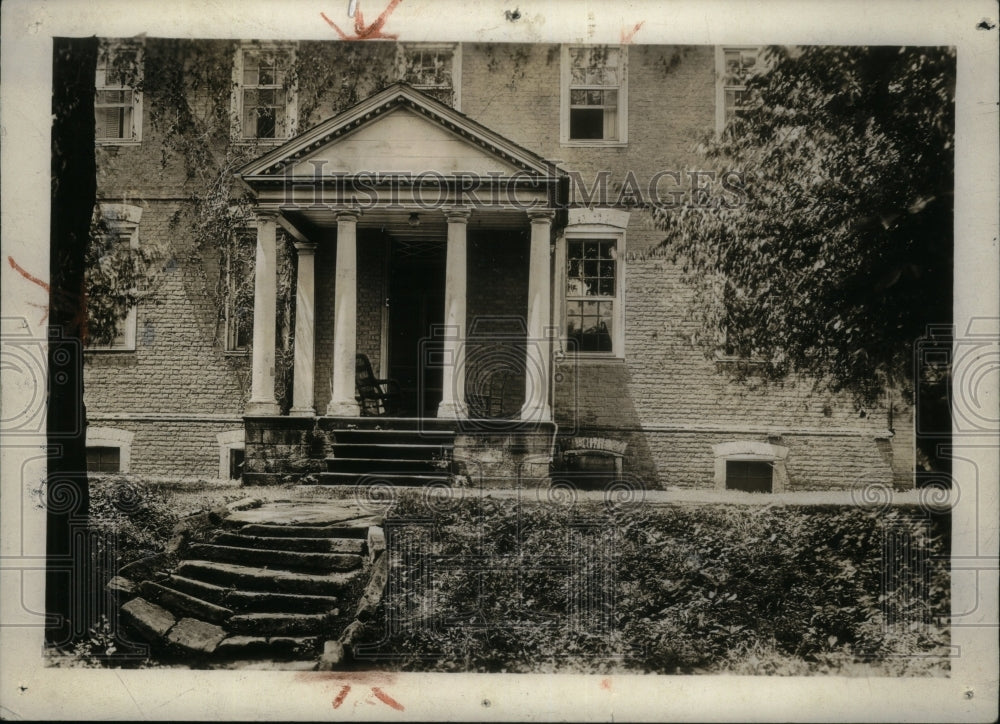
[359,494,949,675]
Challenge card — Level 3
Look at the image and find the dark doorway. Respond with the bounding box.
[388,239,446,416]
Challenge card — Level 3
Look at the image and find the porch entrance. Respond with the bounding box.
[387,238,446,417]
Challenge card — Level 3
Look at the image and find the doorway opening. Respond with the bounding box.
[387,238,446,417]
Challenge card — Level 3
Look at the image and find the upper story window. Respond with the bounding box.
[95,40,143,144]
[85,204,142,351]
[233,44,297,142]
[716,46,760,133]
[561,45,628,146]
[399,43,461,109]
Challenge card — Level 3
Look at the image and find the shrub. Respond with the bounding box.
[362,493,949,675]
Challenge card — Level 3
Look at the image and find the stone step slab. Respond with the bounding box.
[225,589,341,614]
[212,532,366,554]
[238,523,375,539]
[224,503,387,528]
[166,617,227,655]
[187,543,364,573]
[228,612,340,637]
[215,635,321,659]
[120,597,176,642]
[177,560,361,596]
[140,581,233,624]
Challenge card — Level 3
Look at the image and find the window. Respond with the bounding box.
[234,44,296,141]
[725,460,773,493]
[217,429,245,480]
[712,441,788,493]
[566,239,619,354]
[716,46,760,133]
[224,230,256,352]
[86,204,141,351]
[400,43,461,108]
[95,40,142,143]
[86,446,121,474]
[562,45,627,145]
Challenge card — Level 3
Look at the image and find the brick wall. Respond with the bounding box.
[86,40,913,488]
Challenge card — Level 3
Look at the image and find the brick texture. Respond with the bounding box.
[86,40,911,488]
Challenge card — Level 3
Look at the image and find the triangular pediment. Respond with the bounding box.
[238,83,558,183]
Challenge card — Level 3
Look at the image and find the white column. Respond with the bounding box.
[326,210,361,417]
[246,210,280,416]
[521,209,554,422]
[290,240,317,416]
[437,207,471,419]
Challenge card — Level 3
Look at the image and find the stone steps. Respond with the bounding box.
[186,543,364,573]
[312,471,453,486]
[115,502,386,668]
[212,532,366,554]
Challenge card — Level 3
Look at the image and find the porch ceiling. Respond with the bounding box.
[283,207,530,242]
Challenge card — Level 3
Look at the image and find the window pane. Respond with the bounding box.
[570,89,587,105]
[603,107,618,140]
[87,446,121,473]
[96,107,124,139]
[726,460,773,493]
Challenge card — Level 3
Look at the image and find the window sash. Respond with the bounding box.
[565,46,624,143]
[237,47,294,140]
[95,47,140,141]
[565,239,618,353]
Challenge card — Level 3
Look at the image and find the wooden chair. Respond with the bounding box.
[355,354,402,416]
[467,368,515,419]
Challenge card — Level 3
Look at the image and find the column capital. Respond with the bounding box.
[443,207,472,223]
[528,209,556,224]
[293,240,318,254]
[335,209,361,223]
[255,208,280,221]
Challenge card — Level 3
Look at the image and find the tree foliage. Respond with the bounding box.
[656,46,955,407]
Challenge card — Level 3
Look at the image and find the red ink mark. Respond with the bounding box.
[321,0,402,40]
[332,685,351,709]
[371,687,405,711]
[600,678,612,691]
[8,256,50,292]
[620,20,645,44]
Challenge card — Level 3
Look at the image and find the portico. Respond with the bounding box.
[237,84,565,456]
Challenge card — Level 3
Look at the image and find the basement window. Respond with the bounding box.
[86,446,122,474]
[725,460,773,493]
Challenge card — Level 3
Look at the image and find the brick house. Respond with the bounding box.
[84,39,914,492]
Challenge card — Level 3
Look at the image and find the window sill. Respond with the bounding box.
[96,139,141,147]
[560,140,628,148]
[85,347,137,353]
[556,352,626,364]
[224,349,251,358]
[232,138,291,146]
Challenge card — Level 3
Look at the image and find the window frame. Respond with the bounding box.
[86,204,141,352]
[715,45,761,134]
[712,441,788,493]
[560,44,628,147]
[95,40,143,145]
[223,227,256,355]
[398,42,462,110]
[86,426,134,474]
[558,228,626,359]
[232,42,298,144]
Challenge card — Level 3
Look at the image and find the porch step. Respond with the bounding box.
[187,543,364,573]
[330,443,453,461]
[176,560,361,596]
[332,429,455,446]
[212,532,366,554]
[312,471,454,486]
[325,456,450,474]
[215,635,321,660]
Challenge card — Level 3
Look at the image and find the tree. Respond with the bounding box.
[48,36,98,647]
[656,46,954,466]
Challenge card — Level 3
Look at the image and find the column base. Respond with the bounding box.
[436,400,467,419]
[245,400,281,416]
[326,399,361,417]
[289,407,316,417]
[519,403,552,423]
